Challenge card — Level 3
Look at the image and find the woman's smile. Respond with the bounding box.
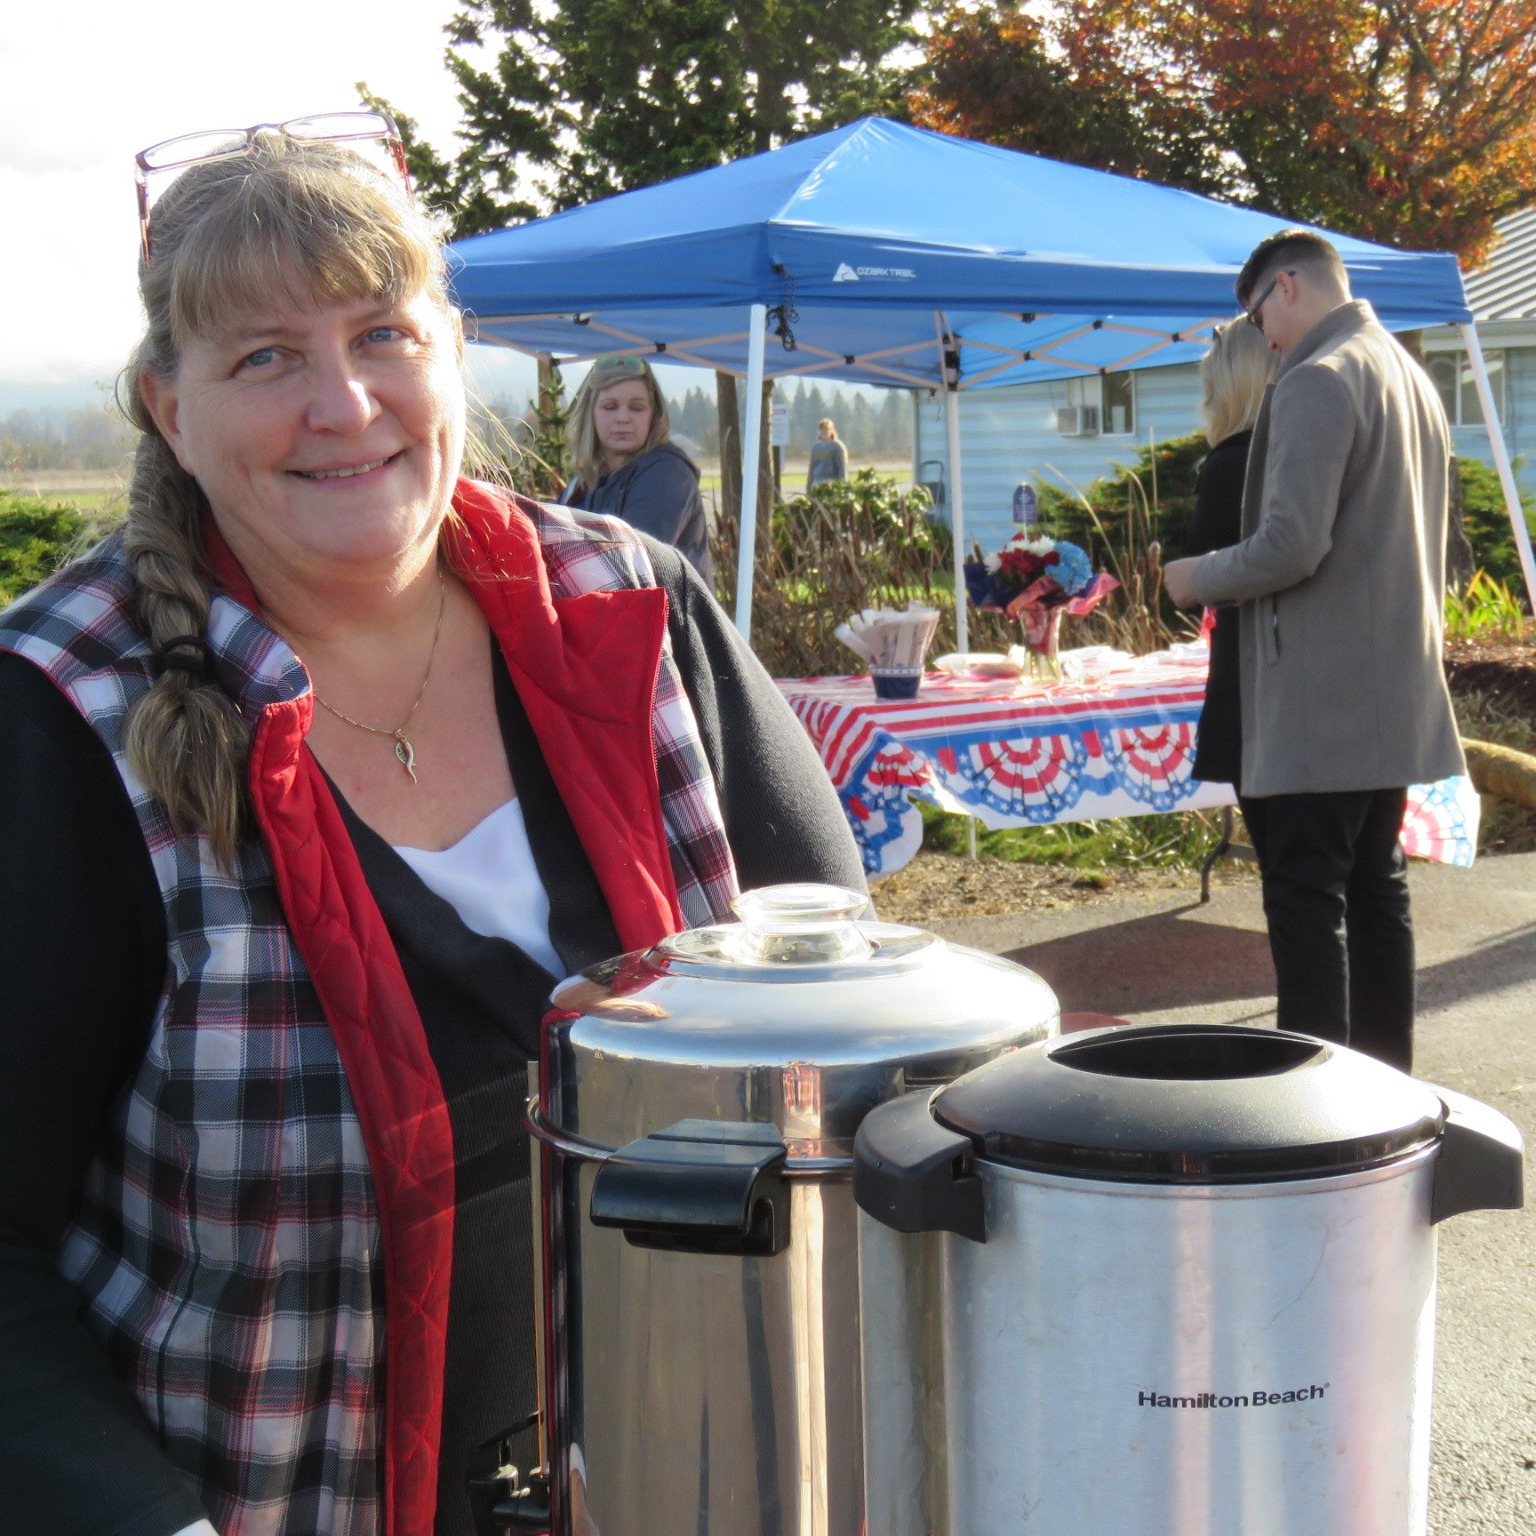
[142,285,465,582]
[290,451,404,481]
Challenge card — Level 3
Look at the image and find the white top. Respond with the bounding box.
[393,798,566,980]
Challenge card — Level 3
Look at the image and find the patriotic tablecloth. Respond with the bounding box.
[777,647,1480,879]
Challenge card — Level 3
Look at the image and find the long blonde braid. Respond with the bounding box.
[119,390,252,864]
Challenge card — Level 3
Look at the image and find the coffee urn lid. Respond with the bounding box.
[543,884,1059,1155]
[932,1024,1445,1183]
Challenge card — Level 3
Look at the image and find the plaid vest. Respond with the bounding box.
[0,482,738,1535]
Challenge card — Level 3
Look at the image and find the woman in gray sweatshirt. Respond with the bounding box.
[806,417,847,489]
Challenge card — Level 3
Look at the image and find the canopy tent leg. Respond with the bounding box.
[1457,322,1536,611]
[945,387,969,655]
[733,304,769,640]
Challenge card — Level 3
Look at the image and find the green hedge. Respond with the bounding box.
[1035,433,1207,571]
[1458,458,1535,592]
[712,469,952,676]
[0,490,94,607]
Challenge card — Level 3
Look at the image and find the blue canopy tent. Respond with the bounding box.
[450,118,1531,641]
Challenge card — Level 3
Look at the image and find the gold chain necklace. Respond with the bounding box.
[312,569,447,784]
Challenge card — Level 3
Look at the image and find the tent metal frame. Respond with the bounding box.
[468,310,1530,644]
[1459,323,1536,603]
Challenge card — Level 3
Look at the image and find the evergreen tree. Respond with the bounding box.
[877,390,910,458]
[849,394,876,458]
[791,381,831,452]
[366,1,921,237]
[361,0,923,560]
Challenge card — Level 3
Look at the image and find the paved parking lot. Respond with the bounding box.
[925,852,1536,1534]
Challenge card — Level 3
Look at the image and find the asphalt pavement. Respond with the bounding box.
[921,851,1536,1535]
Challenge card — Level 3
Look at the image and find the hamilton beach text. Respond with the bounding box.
[1137,1385,1329,1409]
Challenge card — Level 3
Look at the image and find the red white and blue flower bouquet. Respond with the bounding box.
[963,534,1119,677]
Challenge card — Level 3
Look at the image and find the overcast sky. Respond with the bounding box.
[0,0,534,395]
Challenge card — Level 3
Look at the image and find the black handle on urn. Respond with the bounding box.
[589,1119,791,1257]
[1430,1086,1525,1224]
[853,1089,987,1243]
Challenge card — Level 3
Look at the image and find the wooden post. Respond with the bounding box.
[715,370,742,607]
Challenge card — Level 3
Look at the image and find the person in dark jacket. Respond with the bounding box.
[0,126,861,1536]
[561,354,713,583]
[1186,317,1280,792]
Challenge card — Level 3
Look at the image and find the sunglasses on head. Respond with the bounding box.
[134,111,411,264]
[591,354,650,377]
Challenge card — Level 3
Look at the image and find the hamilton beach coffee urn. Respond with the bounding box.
[854,1023,1525,1536]
[526,884,1060,1536]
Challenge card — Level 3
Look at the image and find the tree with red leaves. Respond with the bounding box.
[912,0,1536,262]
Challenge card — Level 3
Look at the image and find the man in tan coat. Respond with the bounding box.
[1165,229,1464,1071]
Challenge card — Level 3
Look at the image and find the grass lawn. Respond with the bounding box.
[697,458,914,504]
[917,801,1224,871]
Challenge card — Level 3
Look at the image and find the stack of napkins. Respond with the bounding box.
[836,601,941,669]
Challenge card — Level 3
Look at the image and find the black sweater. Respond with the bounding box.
[0,540,863,1536]
[1186,430,1252,787]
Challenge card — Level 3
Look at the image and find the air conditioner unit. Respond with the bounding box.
[1057,405,1100,437]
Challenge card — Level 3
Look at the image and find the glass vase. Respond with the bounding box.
[1014,607,1062,681]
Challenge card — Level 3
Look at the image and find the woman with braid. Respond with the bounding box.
[0,122,861,1536]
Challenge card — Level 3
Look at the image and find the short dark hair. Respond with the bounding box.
[1235,229,1348,305]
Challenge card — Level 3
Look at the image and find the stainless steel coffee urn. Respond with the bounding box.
[853,1024,1525,1536]
[529,883,1059,1536]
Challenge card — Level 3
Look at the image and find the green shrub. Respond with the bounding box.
[771,467,952,567]
[1035,433,1208,567]
[0,491,94,606]
[1458,458,1535,595]
[712,469,954,676]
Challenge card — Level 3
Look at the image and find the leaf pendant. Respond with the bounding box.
[394,732,419,784]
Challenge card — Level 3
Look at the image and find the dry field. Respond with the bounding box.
[0,468,125,511]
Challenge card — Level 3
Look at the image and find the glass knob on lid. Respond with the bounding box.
[726,883,873,964]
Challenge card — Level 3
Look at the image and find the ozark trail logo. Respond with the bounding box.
[831,262,917,284]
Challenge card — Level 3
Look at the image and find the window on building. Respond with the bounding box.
[1426,349,1504,427]
[1103,372,1135,436]
[1065,372,1137,435]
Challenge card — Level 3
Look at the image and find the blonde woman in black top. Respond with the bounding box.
[1187,319,1281,789]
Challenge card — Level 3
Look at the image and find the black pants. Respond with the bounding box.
[1240,788,1414,1073]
